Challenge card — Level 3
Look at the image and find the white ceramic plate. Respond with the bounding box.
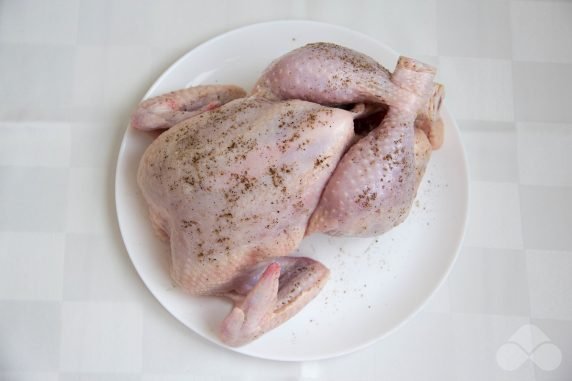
[115,20,469,361]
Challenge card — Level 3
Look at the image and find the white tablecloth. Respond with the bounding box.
[1,0,571,380]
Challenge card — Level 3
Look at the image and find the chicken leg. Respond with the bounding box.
[308,57,436,236]
[253,42,444,148]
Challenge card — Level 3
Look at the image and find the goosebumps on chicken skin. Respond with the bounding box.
[131,42,445,346]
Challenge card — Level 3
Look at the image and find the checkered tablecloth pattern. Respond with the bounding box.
[1,0,571,380]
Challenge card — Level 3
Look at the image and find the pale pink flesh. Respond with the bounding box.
[131,85,246,131]
[219,257,329,347]
[220,263,279,346]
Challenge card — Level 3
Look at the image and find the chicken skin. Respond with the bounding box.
[132,43,443,346]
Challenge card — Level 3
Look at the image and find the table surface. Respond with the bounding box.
[1,0,571,380]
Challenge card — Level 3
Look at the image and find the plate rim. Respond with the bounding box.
[140,20,401,101]
[115,19,470,362]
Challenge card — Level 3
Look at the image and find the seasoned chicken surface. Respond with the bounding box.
[132,43,444,346]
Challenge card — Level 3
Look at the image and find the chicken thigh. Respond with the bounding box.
[133,43,440,346]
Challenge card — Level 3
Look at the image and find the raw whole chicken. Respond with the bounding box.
[131,43,444,346]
